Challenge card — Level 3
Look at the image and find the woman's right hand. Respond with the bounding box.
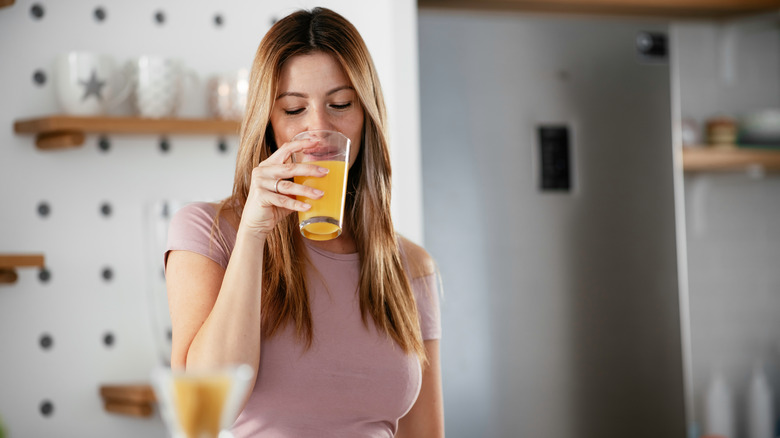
[240,138,329,237]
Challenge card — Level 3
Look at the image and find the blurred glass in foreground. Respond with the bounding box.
[151,365,254,438]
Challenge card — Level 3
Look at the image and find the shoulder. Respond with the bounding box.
[172,201,216,222]
[166,201,237,270]
[398,235,436,280]
[212,201,241,230]
[398,236,442,341]
[171,201,239,230]
[168,202,216,237]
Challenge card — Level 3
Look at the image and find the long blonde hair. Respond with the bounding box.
[216,7,425,361]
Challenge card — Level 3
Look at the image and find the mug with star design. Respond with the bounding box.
[54,52,132,116]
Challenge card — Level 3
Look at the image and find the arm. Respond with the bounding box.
[396,339,444,438]
[166,226,266,374]
[166,137,325,394]
[395,236,445,437]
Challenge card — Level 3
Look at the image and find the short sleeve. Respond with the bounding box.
[411,273,442,340]
[164,202,235,271]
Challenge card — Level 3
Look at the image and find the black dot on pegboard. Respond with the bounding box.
[39,333,53,350]
[39,400,54,417]
[98,136,111,152]
[33,70,47,86]
[100,202,112,218]
[270,16,278,26]
[37,201,51,218]
[94,6,106,22]
[213,13,224,27]
[103,332,115,348]
[217,139,228,153]
[159,138,170,153]
[38,268,51,283]
[30,4,45,20]
[101,267,113,282]
[166,328,172,342]
[154,10,166,25]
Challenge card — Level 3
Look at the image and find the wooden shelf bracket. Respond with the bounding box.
[99,383,156,418]
[0,254,45,285]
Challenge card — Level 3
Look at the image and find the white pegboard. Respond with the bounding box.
[0,0,421,436]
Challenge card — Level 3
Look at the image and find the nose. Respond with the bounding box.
[304,106,335,132]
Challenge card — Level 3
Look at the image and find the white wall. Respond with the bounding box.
[0,0,420,436]
[673,19,780,437]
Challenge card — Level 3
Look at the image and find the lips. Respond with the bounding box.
[309,145,339,158]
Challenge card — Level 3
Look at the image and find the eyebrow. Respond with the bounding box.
[276,85,354,100]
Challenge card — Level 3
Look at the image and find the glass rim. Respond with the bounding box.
[292,129,351,144]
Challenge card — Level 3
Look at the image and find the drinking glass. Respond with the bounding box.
[151,364,254,438]
[291,130,351,241]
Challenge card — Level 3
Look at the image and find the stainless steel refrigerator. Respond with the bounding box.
[418,9,687,437]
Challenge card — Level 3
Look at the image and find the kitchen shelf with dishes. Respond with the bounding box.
[0,254,45,284]
[13,115,241,150]
[682,146,780,173]
[683,111,780,173]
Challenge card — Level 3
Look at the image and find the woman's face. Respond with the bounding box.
[270,51,364,167]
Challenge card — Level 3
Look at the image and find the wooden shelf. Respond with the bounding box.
[14,115,241,150]
[0,254,45,284]
[418,0,780,18]
[682,147,780,172]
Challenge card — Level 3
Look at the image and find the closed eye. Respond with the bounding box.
[284,108,304,115]
[330,102,351,110]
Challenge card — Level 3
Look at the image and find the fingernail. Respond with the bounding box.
[313,189,324,196]
[318,167,329,174]
[302,203,312,210]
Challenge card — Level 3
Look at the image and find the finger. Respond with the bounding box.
[272,178,324,199]
[251,162,327,194]
[266,191,312,212]
[266,162,330,181]
[265,138,319,165]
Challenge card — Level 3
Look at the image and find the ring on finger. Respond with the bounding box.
[273,178,282,194]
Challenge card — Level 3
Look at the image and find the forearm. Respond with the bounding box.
[185,226,266,372]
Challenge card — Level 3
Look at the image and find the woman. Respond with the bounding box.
[164,7,443,437]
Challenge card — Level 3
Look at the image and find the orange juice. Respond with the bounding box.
[173,374,231,438]
[294,160,348,241]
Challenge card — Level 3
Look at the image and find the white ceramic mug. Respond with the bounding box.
[129,56,197,118]
[207,68,249,121]
[54,52,132,116]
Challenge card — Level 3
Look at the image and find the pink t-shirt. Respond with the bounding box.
[165,202,441,437]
